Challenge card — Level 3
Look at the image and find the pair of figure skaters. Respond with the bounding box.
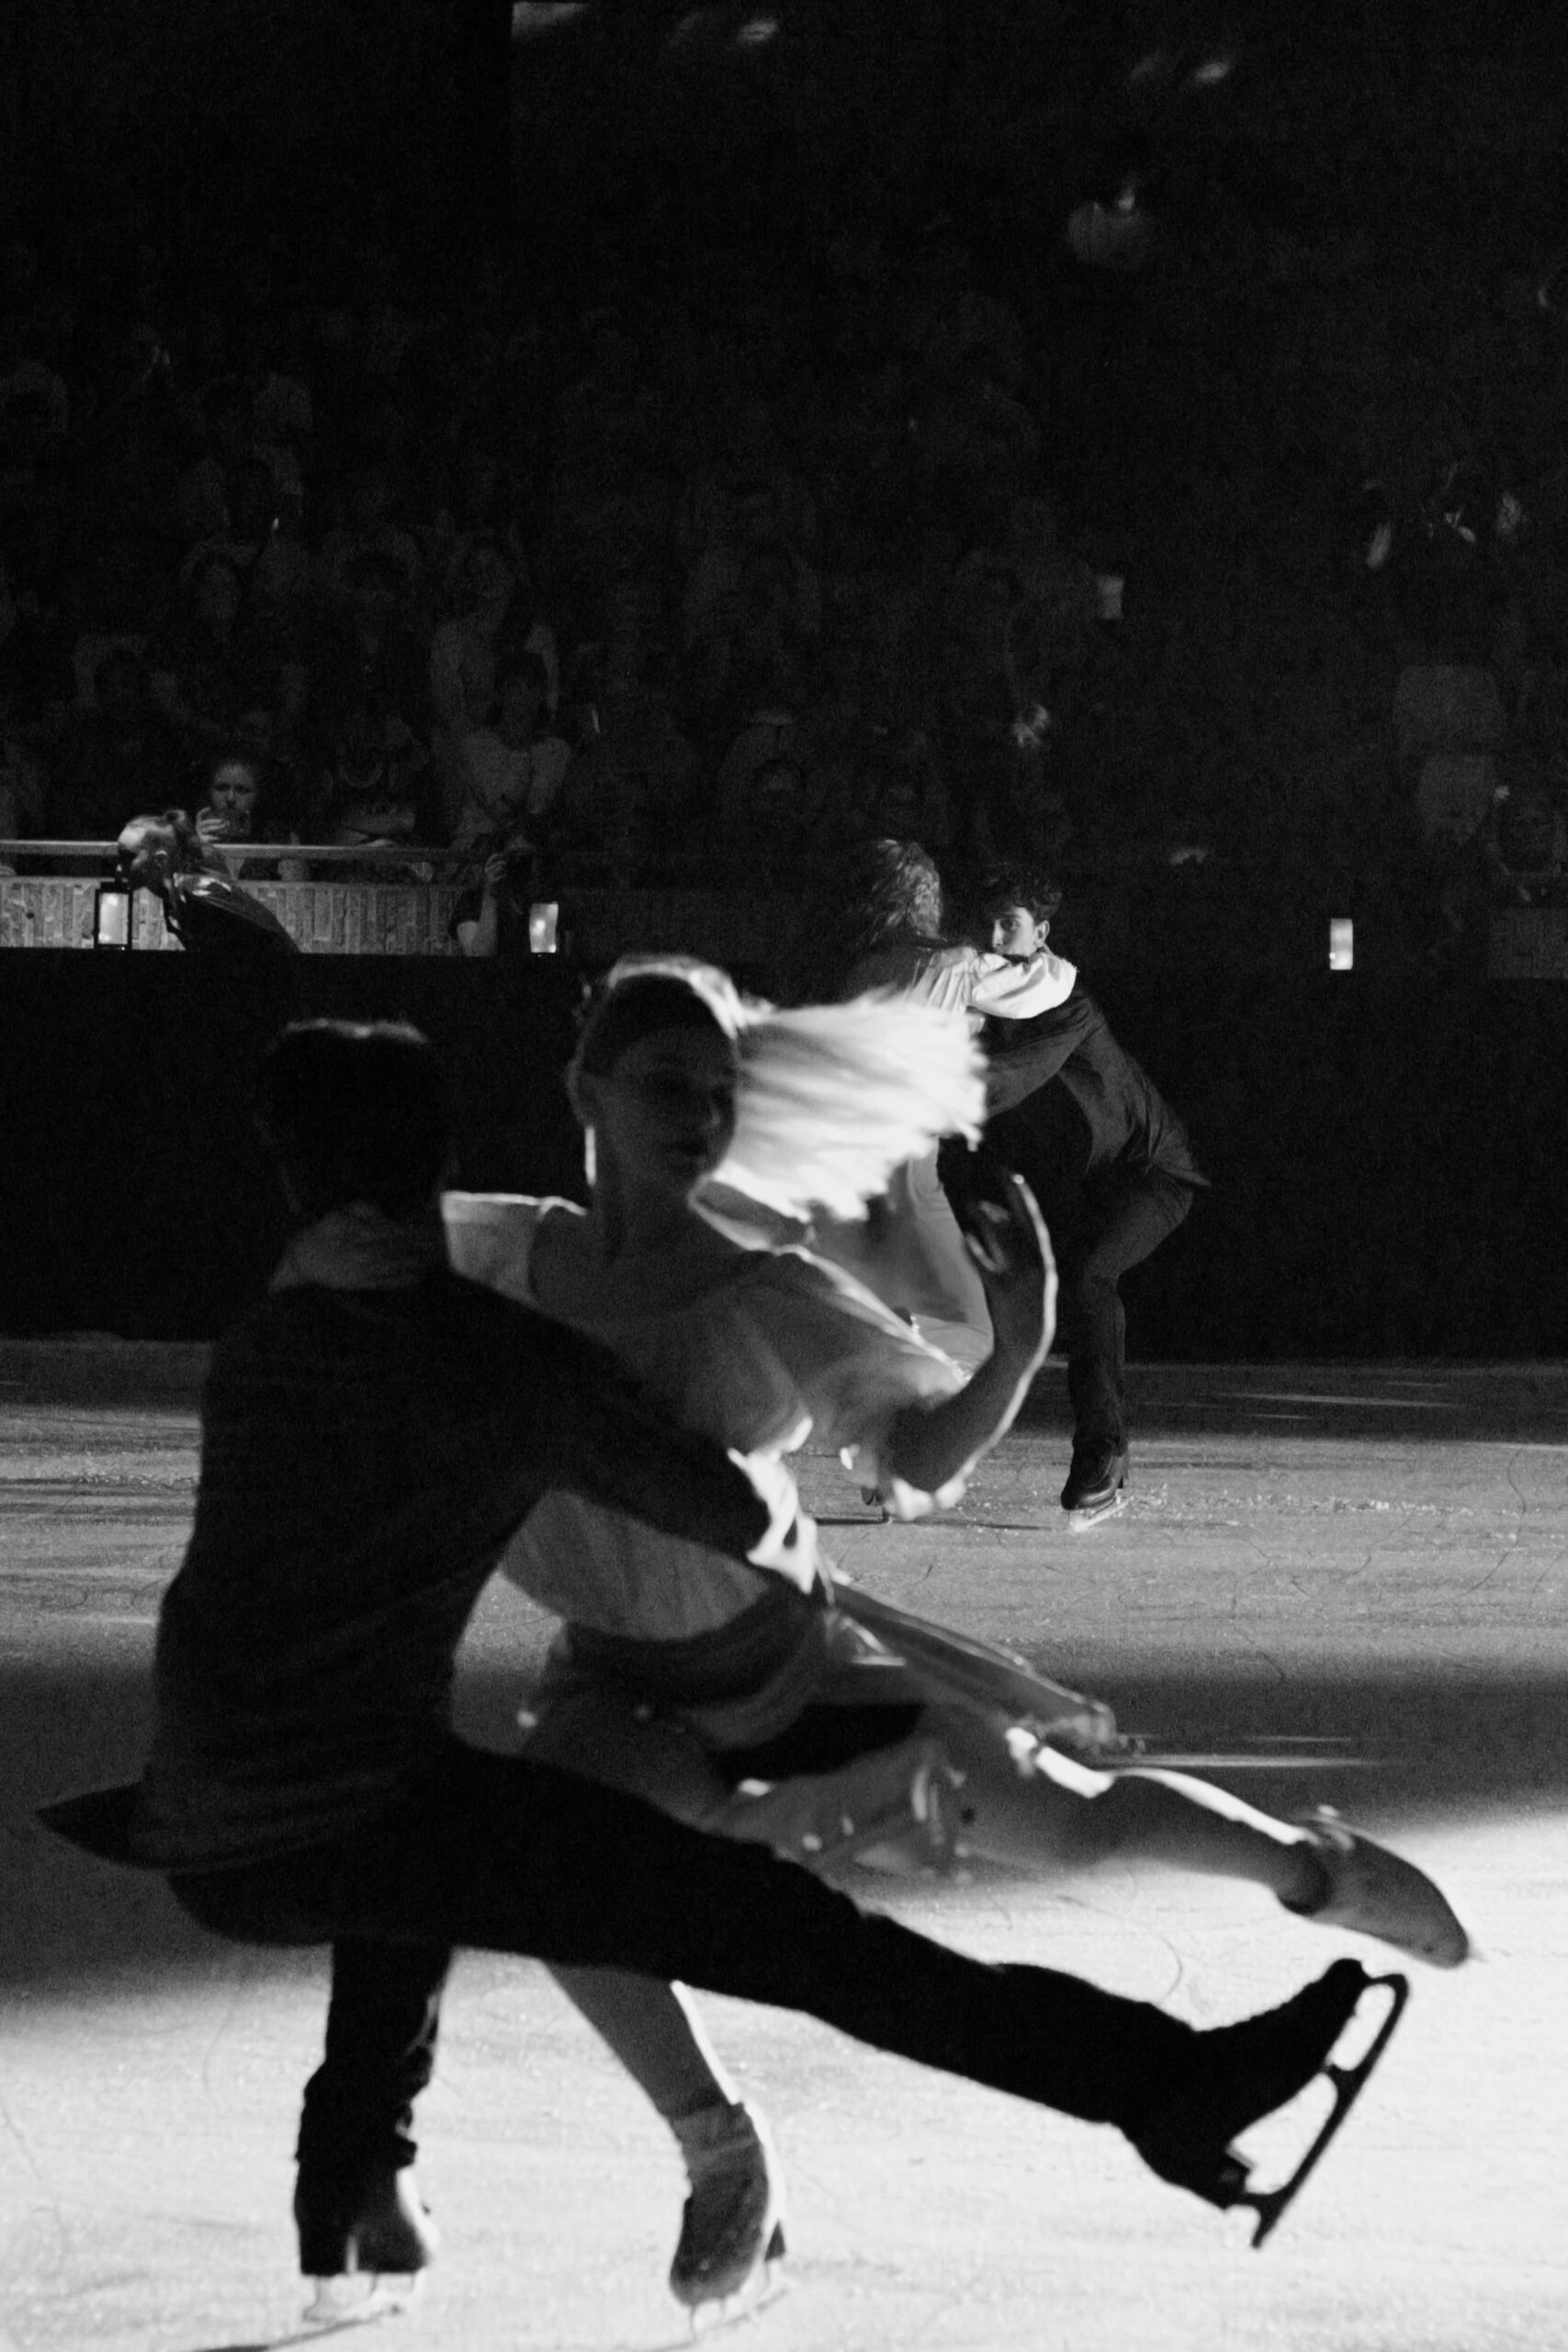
[806,835,1207,1528]
[48,961,1468,2333]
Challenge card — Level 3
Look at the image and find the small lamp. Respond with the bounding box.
[93,869,134,949]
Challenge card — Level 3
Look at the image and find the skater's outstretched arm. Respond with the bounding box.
[876,1166,1055,1496]
[980,986,1100,1114]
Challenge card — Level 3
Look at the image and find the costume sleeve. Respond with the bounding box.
[442,1191,550,1303]
[527,1316,816,1591]
[982,985,1099,1114]
[967,945,1079,1017]
[446,1190,818,1592]
[742,1254,971,1521]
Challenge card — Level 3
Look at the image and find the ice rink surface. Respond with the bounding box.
[3,1347,1564,2352]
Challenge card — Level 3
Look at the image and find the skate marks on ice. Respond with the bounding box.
[6,1355,1568,2348]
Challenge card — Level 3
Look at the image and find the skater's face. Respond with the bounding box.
[587,1026,738,1198]
[989,904,1048,957]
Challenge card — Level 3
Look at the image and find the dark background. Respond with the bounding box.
[5,0,1567,1350]
[6,950,1564,1353]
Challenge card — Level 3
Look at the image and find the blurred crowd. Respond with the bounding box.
[6,102,1568,973]
[0,200,1127,937]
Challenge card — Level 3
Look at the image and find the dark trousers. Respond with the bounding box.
[173,1738,1191,2188]
[1053,1170,1194,1456]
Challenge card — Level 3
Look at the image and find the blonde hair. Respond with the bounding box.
[581,955,985,1221]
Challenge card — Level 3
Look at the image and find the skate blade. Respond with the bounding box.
[681,2222,787,2340]
[302,2270,424,2328]
[686,2255,788,2338]
[1240,1970,1410,2249]
[1066,1491,1129,1532]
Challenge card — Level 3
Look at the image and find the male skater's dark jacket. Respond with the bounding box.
[981,985,1206,1193]
[130,1214,808,1873]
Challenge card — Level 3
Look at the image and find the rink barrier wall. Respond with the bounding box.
[3,953,1565,1354]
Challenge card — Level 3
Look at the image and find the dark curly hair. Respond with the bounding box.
[973,864,1063,926]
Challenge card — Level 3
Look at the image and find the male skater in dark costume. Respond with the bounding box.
[44,1019,1405,2322]
[967,867,1208,1525]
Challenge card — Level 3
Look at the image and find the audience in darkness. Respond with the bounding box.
[0,124,1564,990]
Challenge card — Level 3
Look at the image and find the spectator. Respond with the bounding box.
[424,444,531,594]
[191,747,304,877]
[550,608,699,885]
[1482,777,1568,904]
[857,735,953,852]
[315,708,432,865]
[428,536,558,740]
[232,307,313,515]
[900,226,1027,396]
[308,550,430,757]
[193,749,265,850]
[444,650,570,852]
[317,462,423,603]
[175,380,259,549]
[0,698,46,855]
[914,345,1041,539]
[714,704,805,833]
[448,827,546,960]
[0,544,71,726]
[115,807,298,959]
[181,459,312,661]
[150,551,299,758]
[682,478,821,654]
[715,755,827,892]
[44,646,186,841]
[0,313,70,517]
[66,536,167,710]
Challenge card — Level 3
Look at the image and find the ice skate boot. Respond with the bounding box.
[670,2099,787,2334]
[1061,1444,1128,1530]
[1128,1956,1407,2248]
[1285,1805,1470,1968]
[295,2159,438,2327]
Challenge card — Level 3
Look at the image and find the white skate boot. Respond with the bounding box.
[1286,1805,1470,1968]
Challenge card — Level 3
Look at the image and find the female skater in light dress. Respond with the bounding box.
[445,956,1468,2321]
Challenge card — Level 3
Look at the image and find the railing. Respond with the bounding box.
[0,842,814,967]
[0,842,470,954]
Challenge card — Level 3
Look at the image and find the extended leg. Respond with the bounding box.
[908,1713,1467,1966]
[174,1744,1406,2226]
[931,1718,1323,1900]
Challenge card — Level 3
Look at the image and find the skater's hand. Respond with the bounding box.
[880,1159,1055,1498]
[953,1158,1055,1368]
